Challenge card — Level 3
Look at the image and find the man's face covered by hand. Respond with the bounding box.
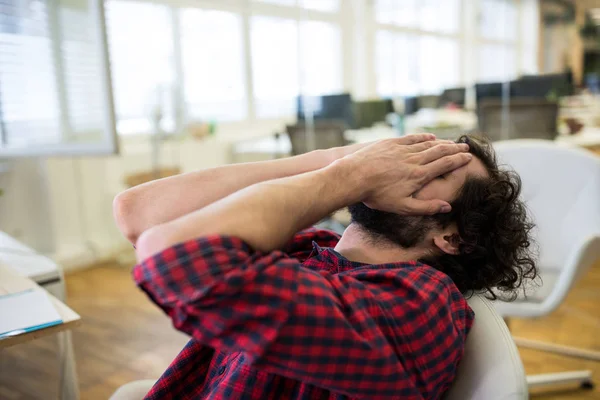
[349,155,488,249]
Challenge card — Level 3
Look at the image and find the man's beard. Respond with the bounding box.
[347,203,440,249]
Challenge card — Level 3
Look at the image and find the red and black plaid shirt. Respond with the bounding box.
[133,228,474,400]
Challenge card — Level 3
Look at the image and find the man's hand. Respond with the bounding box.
[337,134,471,215]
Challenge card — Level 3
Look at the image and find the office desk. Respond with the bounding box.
[228,109,478,163]
[0,264,81,399]
[0,232,65,299]
[556,127,600,150]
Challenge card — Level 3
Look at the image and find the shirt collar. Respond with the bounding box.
[307,241,369,274]
[305,241,422,274]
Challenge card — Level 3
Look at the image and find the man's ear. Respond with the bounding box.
[433,227,461,256]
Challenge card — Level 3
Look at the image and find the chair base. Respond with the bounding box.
[527,370,593,390]
[514,337,600,361]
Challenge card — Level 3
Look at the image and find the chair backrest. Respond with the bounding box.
[493,140,600,273]
[417,95,440,109]
[477,98,558,141]
[444,295,528,400]
[438,87,466,108]
[286,121,348,155]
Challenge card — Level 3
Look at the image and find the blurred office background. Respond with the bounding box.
[1,0,600,399]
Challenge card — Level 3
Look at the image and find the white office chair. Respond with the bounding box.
[445,294,528,400]
[492,139,600,390]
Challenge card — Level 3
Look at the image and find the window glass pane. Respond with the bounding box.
[419,36,460,94]
[419,0,438,32]
[299,0,340,13]
[376,31,460,96]
[437,0,461,34]
[375,0,419,28]
[251,16,298,118]
[376,0,460,32]
[106,0,174,134]
[253,0,296,6]
[478,43,517,82]
[375,30,396,96]
[61,7,105,134]
[1,0,62,146]
[375,31,419,96]
[479,0,518,41]
[180,9,246,122]
[299,21,342,95]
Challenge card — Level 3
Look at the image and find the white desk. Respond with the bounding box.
[405,108,477,132]
[556,127,600,148]
[0,265,80,348]
[0,246,80,399]
[0,232,65,297]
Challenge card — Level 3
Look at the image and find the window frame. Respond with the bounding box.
[107,0,345,136]
[372,0,464,97]
[474,0,522,83]
[0,0,118,157]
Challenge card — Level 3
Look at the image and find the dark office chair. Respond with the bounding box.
[286,121,349,156]
[417,95,440,109]
[404,96,420,115]
[477,98,559,142]
[438,88,466,108]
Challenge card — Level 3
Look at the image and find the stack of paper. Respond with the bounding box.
[0,289,63,339]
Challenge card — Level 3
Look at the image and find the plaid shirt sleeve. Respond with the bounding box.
[133,233,473,399]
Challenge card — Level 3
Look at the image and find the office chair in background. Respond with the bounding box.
[438,87,466,108]
[493,139,600,392]
[285,121,349,156]
[417,95,440,110]
[477,98,559,141]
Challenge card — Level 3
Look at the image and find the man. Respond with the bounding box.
[113,134,536,399]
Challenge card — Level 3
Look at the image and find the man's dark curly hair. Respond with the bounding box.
[348,135,538,300]
[421,135,538,300]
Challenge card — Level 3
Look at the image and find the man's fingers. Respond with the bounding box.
[393,133,436,146]
[402,198,452,215]
[417,143,470,164]
[423,153,473,181]
[407,140,464,155]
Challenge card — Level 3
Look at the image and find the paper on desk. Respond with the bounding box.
[0,289,62,339]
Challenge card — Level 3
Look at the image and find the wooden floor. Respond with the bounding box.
[1,257,599,399]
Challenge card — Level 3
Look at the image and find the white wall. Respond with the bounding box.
[0,135,230,270]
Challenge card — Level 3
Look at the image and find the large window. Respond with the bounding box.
[299,0,340,13]
[105,0,344,131]
[0,0,116,156]
[375,31,419,97]
[251,17,342,118]
[374,0,461,97]
[477,0,519,82]
[253,0,340,12]
[106,1,174,134]
[180,9,246,122]
[251,16,299,118]
[374,0,460,34]
[299,21,343,96]
[376,32,459,96]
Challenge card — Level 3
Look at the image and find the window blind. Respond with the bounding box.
[0,0,117,157]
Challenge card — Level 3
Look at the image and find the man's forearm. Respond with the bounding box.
[135,160,363,260]
[113,149,338,244]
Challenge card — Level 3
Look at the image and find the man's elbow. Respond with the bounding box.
[135,224,177,262]
[113,191,140,245]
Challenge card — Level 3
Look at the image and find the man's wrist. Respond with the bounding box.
[324,158,371,205]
